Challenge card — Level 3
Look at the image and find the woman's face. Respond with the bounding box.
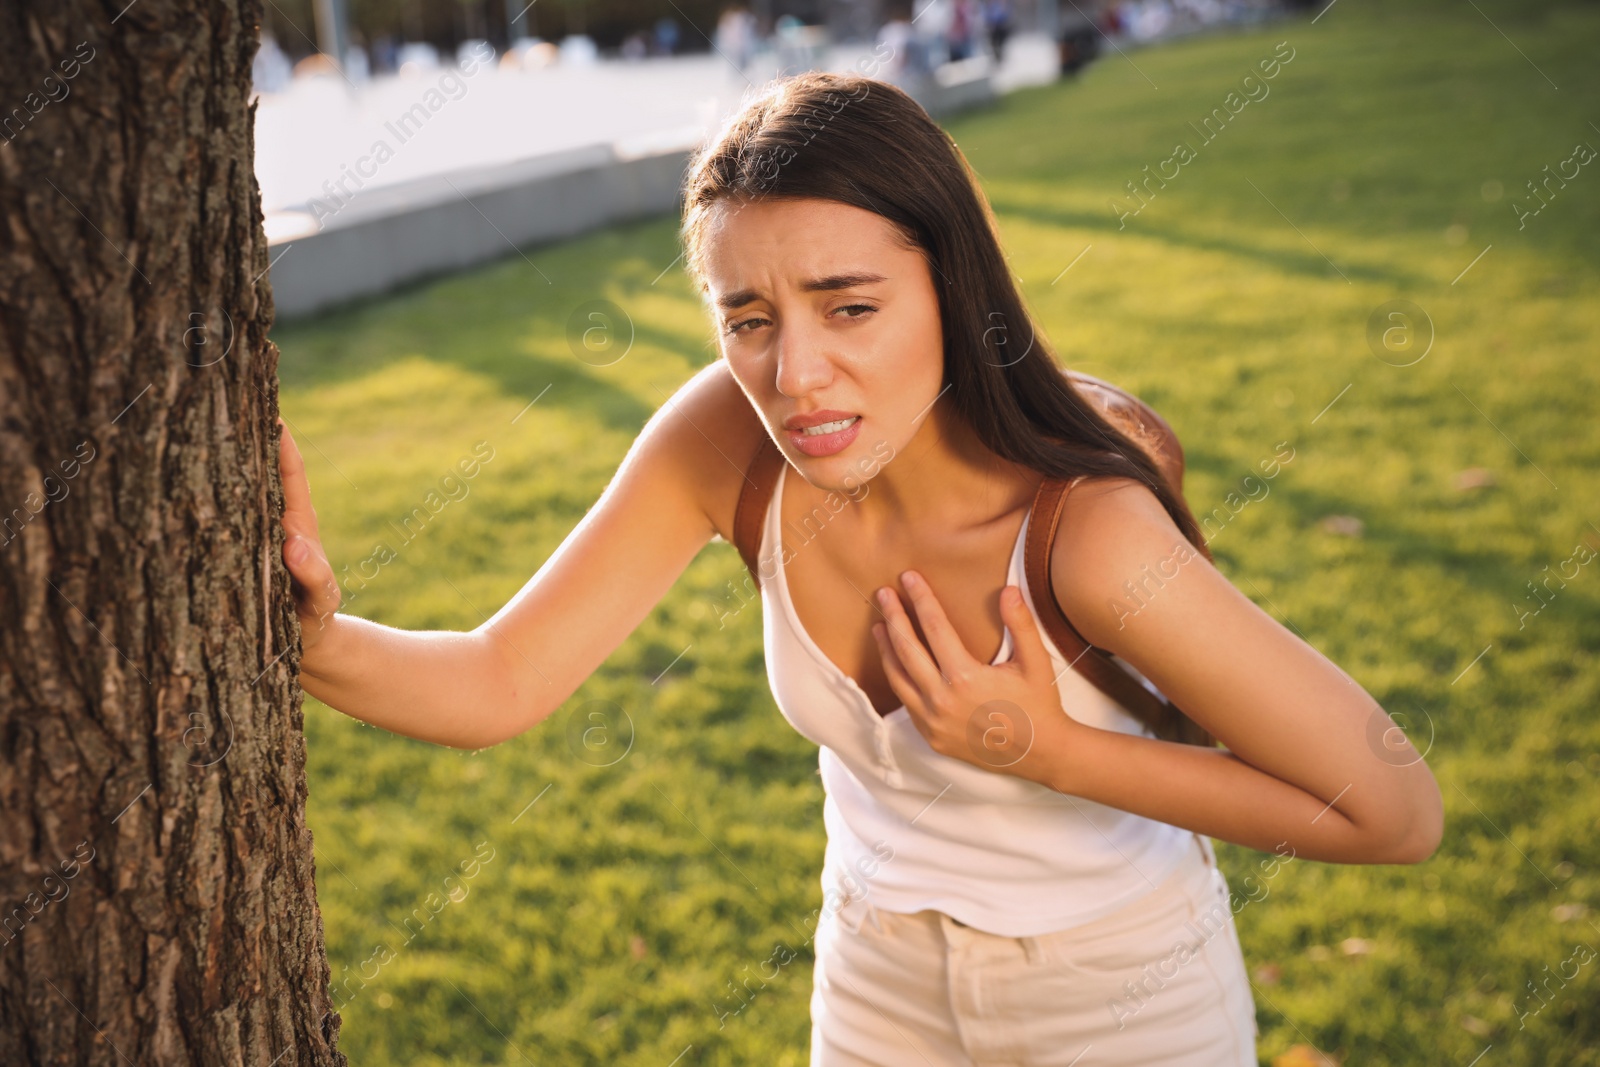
[699,195,945,493]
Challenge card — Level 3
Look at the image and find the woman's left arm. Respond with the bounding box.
[872,476,1444,865]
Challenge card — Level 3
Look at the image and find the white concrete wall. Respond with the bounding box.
[266,137,697,319]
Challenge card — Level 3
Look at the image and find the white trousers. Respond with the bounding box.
[809,833,1259,1066]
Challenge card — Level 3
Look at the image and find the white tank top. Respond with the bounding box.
[759,461,1193,937]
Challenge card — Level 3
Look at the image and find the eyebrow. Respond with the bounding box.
[715,271,889,312]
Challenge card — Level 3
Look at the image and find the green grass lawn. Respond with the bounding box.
[272,1,1600,1062]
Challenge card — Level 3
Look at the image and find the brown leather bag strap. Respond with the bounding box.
[1064,370,1187,497]
[1023,475,1218,748]
[732,436,787,587]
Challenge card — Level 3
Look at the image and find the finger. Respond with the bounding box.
[285,535,341,621]
[1000,584,1054,682]
[871,621,926,717]
[277,422,322,543]
[875,585,947,695]
[895,570,981,680]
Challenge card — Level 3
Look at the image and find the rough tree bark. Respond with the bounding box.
[0,1,347,1063]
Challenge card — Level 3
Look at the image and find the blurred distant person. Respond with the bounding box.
[983,0,1013,62]
[344,36,371,83]
[1099,1,1125,36]
[1120,0,1175,41]
[1057,2,1101,75]
[371,34,399,75]
[947,0,977,61]
[715,4,759,74]
[621,31,648,61]
[251,32,293,94]
[874,0,932,90]
[654,16,681,56]
[912,0,953,66]
[774,14,815,77]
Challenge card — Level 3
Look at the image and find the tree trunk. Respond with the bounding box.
[0,2,347,1063]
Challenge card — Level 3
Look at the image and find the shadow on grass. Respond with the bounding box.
[990,195,1440,292]
[273,216,722,436]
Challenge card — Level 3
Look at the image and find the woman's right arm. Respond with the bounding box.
[279,360,763,750]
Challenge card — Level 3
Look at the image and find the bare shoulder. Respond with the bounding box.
[646,359,770,544]
[1048,474,1203,651]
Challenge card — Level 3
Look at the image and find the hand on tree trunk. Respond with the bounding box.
[278,418,343,650]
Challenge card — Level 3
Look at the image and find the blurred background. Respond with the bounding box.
[265,0,1600,1064]
[254,0,1297,292]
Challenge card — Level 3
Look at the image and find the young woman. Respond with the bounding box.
[278,71,1444,1065]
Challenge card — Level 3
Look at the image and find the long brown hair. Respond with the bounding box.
[679,70,1208,555]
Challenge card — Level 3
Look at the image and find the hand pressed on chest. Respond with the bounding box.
[778,472,1027,718]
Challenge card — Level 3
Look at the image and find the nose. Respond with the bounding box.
[773,316,837,400]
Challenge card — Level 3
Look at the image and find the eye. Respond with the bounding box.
[834,303,878,320]
[725,316,768,335]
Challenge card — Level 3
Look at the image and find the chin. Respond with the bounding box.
[807,471,875,504]
[790,444,891,503]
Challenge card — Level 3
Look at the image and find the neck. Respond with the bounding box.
[851,400,1038,538]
